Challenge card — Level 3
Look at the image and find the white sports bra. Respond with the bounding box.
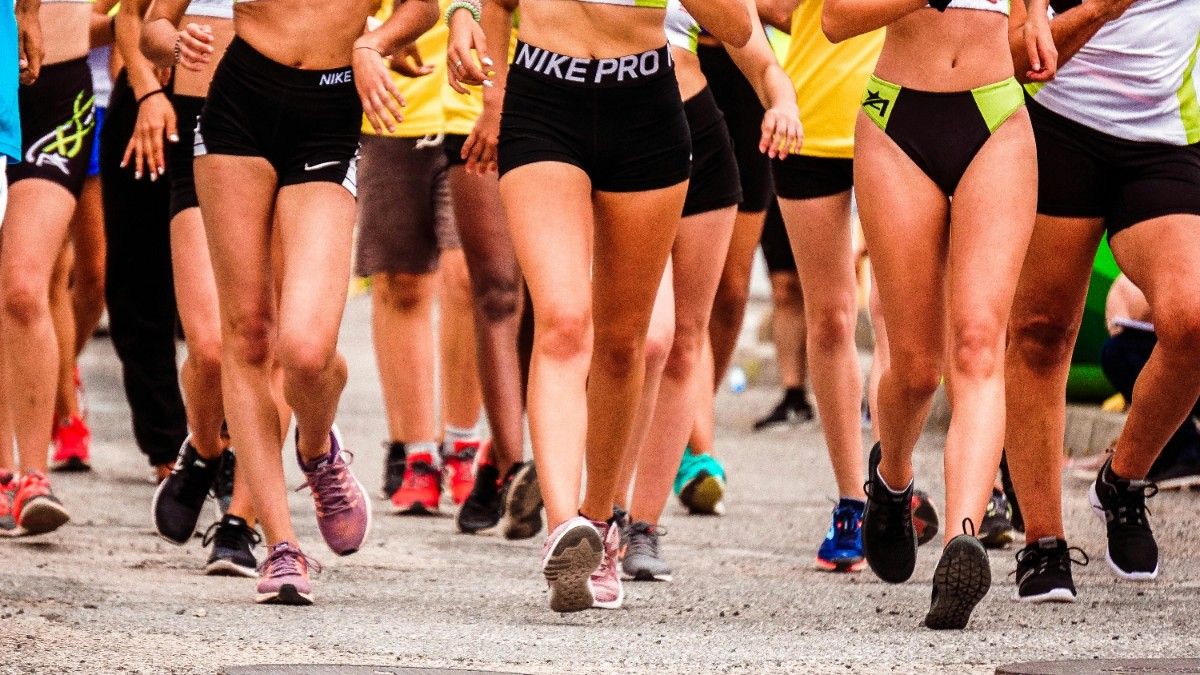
[187,0,234,18]
[930,0,1010,14]
[664,0,700,53]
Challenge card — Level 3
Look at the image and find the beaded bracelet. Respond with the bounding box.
[444,0,481,27]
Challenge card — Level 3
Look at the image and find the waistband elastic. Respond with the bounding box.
[225,36,354,90]
[510,41,674,88]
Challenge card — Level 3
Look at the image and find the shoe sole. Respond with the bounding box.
[206,558,259,578]
[18,498,70,536]
[255,584,313,606]
[391,500,439,516]
[1014,587,1076,603]
[814,556,866,573]
[924,536,991,630]
[680,473,725,516]
[502,463,544,540]
[623,569,673,582]
[1087,482,1159,581]
[50,458,92,473]
[542,523,602,613]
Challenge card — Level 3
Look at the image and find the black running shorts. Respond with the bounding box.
[1029,96,1200,237]
[8,57,95,197]
[683,86,742,217]
[195,37,361,196]
[773,154,854,201]
[498,41,690,192]
[168,93,204,219]
[698,43,773,213]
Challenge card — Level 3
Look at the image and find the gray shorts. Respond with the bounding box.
[354,134,459,276]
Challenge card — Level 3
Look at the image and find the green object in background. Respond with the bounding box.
[1067,239,1120,401]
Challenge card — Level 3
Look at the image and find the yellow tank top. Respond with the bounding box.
[782,0,883,158]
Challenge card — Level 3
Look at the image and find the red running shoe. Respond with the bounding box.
[51,414,92,472]
[391,452,442,514]
[12,471,70,536]
[443,439,482,506]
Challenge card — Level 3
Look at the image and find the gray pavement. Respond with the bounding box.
[2,295,1198,674]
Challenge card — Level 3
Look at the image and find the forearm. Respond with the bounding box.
[683,0,753,48]
[480,0,513,108]
[1010,0,1109,80]
[14,0,39,17]
[728,6,795,112]
[90,11,115,48]
[358,0,439,55]
[116,0,161,97]
[821,0,925,43]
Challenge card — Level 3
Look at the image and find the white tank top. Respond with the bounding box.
[186,0,234,18]
[1029,0,1200,145]
[664,0,700,53]
[930,0,1009,14]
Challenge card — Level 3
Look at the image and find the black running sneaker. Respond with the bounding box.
[862,442,917,584]
[380,441,407,500]
[456,463,502,534]
[979,488,1016,550]
[1014,536,1087,603]
[911,489,940,547]
[202,514,261,577]
[999,451,1024,533]
[152,438,220,545]
[500,461,544,540]
[753,388,814,431]
[925,530,991,630]
[212,448,236,518]
[1089,458,1159,580]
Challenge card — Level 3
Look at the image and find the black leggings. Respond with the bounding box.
[99,72,187,467]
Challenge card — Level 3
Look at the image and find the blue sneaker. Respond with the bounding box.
[816,498,866,572]
[674,447,727,515]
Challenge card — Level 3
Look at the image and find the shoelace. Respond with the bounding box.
[1012,543,1089,581]
[595,524,620,576]
[1108,480,1158,528]
[297,451,358,517]
[626,523,666,560]
[403,460,441,487]
[258,543,323,579]
[201,520,263,550]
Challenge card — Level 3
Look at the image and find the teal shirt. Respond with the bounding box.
[0,0,19,163]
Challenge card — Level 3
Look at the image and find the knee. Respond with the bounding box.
[2,281,47,327]
[1153,307,1200,356]
[663,320,705,381]
[475,277,521,323]
[376,273,430,313]
[950,320,1005,380]
[889,351,943,402]
[593,327,644,380]
[226,314,273,367]
[770,274,803,311]
[188,337,224,378]
[536,304,592,363]
[1009,312,1079,374]
[277,332,337,379]
[644,321,675,375]
[806,297,856,351]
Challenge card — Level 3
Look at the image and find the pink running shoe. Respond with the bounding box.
[256,541,320,605]
[591,518,624,609]
[297,426,371,556]
[540,516,602,613]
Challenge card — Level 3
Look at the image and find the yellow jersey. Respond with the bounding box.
[782,0,883,158]
[362,0,484,138]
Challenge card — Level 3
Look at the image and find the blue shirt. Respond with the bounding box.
[0,0,20,164]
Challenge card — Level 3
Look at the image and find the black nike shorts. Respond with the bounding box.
[683,86,742,216]
[168,93,204,219]
[196,37,361,195]
[698,43,773,213]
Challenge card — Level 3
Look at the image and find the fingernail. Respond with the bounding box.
[482,57,494,66]
[483,80,493,87]
[169,134,179,142]
[134,171,141,179]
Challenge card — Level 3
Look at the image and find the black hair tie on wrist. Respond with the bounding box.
[928,0,952,10]
[137,88,166,106]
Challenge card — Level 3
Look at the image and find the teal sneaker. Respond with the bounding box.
[674,448,727,515]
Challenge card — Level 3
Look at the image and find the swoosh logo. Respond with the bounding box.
[304,161,340,171]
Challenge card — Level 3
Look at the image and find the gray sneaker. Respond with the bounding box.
[621,520,672,582]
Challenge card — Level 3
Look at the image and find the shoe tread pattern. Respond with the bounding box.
[543,527,602,613]
[924,536,991,630]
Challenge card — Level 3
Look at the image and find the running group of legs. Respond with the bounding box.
[1,0,1197,630]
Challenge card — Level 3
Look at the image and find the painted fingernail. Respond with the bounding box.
[483,80,493,87]
[169,134,179,142]
[482,57,494,66]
